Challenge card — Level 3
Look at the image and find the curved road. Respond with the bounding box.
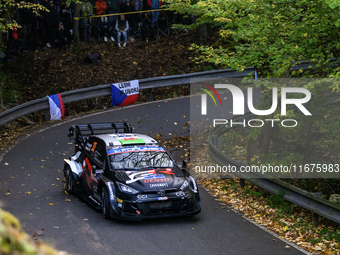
[0,97,307,255]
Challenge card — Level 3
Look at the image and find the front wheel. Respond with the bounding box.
[101,188,110,219]
[65,165,74,194]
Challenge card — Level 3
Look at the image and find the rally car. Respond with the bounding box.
[63,122,201,220]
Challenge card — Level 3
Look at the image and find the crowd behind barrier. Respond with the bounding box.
[2,0,195,62]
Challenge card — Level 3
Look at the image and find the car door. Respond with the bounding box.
[82,137,104,195]
[90,139,107,195]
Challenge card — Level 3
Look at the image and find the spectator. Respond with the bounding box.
[122,0,135,31]
[97,12,115,42]
[115,14,129,47]
[83,0,94,15]
[61,1,74,43]
[32,11,48,50]
[143,0,149,10]
[106,0,119,27]
[141,11,153,42]
[132,0,143,20]
[44,0,59,47]
[95,0,107,16]
[79,5,92,43]
[54,0,62,19]
[17,2,34,50]
[54,21,68,49]
[5,27,27,61]
[40,0,50,8]
[148,0,161,25]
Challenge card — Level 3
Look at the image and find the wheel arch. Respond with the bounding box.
[64,159,82,180]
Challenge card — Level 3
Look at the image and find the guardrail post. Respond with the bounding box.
[313,192,322,226]
[148,89,153,101]
[44,109,50,121]
[212,135,217,146]
[217,137,222,151]
[240,178,245,188]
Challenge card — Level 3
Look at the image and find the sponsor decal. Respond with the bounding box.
[137,194,148,199]
[150,183,168,188]
[176,191,185,197]
[107,184,115,200]
[126,170,171,184]
[144,178,170,183]
[89,196,100,206]
[112,134,136,138]
[91,142,97,152]
[158,197,168,201]
[108,146,165,155]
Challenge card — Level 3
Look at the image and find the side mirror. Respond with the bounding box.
[177,160,187,169]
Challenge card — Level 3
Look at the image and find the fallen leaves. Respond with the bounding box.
[192,140,340,255]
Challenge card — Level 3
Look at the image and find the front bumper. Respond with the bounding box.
[109,193,201,220]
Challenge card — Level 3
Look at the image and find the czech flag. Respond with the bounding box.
[47,93,65,120]
[111,80,139,107]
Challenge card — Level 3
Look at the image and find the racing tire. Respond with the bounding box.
[101,188,110,219]
[65,165,74,194]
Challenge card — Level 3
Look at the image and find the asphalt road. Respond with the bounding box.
[0,97,307,255]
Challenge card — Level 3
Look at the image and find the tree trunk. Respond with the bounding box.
[197,23,210,46]
[0,79,4,110]
[73,4,81,41]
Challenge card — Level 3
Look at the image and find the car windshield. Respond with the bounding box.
[109,151,174,170]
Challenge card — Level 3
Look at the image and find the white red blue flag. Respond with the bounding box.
[47,93,65,120]
[111,80,139,107]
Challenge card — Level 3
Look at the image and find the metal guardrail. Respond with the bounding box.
[0,67,256,127]
[208,123,340,224]
[1,57,337,127]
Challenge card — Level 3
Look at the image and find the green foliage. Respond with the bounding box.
[165,0,340,78]
[266,189,293,215]
[0,208,65,254]
[0,69,21,104]
[0,1,47,33]
[243,186,263,198]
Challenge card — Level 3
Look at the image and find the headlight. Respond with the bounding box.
[117,182,140,195]
[180,179,189,191]
[180,177,198,193]
[188,176,198,193]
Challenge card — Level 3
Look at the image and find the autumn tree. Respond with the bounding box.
[166,0,340,168]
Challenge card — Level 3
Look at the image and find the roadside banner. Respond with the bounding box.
[47,93,65,120]
[111,80,139,106]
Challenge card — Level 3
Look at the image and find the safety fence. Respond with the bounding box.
[0,67,256,126]
[208,120,340,225]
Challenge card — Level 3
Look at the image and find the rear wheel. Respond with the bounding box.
[65,166,74,194]
[101,188,110,219]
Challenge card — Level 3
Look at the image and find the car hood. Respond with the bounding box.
[123,168,185,191]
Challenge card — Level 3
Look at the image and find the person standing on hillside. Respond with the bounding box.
[95,0,107,16]
[44,0,59,47]
[106,0,119,37]
[148,0,161,25]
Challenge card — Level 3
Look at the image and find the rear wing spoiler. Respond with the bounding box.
[68,122,133,144]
